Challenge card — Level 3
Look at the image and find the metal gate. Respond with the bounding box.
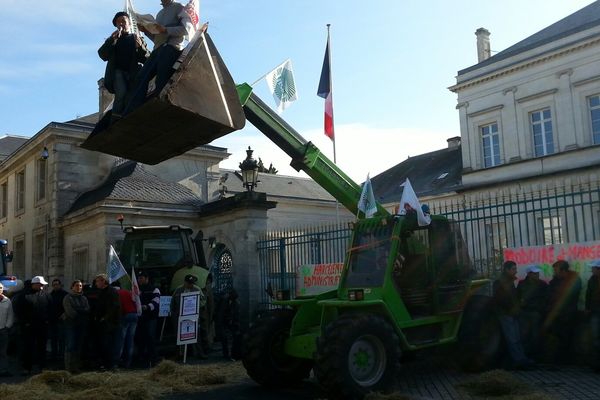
[257,181,600,307]
[211,243,233,296]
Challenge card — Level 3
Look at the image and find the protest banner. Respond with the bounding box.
[296,263,344,297]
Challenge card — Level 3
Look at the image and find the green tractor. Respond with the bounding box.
[243,213,502,399]
[82,31,502,399]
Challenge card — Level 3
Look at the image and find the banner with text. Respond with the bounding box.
[296,263,343,297]
[503,240,600,307]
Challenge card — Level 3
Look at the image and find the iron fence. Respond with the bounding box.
[256,181,600,309]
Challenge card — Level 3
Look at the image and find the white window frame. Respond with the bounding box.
[589,94,600,145]
[540,215,563,245]
[530,108,555,157]
[36,159,47,203]
[0,181,7,219]
[480,122,501,168]
[32,230,46,277]
[12,235,25,278]
[72,246,89,282]
[15,169,25,214]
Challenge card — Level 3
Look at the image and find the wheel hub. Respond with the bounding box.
[348,334,386,387]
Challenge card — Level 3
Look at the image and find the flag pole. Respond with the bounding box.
[326,24,340,225]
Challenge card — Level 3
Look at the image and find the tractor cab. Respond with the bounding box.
[81,32,245,165]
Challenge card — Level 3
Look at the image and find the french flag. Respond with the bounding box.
[317,38,334,141]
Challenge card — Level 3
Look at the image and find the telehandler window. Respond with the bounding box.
[345,225,393,287]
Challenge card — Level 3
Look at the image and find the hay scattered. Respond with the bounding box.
[457,369,549,399]
[0,360,246,400]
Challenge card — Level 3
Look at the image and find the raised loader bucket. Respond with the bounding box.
[81,32,245,165]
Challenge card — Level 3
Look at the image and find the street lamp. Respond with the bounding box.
[40,147,49,160]
[239,146,258,192]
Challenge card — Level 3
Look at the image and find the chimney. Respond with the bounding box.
[475,27,491,62]
[447,136,461,149]
[98,78,113,122]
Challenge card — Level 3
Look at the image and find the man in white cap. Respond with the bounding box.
[585,260,600,372]
[517,265,548,361]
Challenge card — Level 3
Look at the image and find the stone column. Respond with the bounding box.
[198,191,277,329]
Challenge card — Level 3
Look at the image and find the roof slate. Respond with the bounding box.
[0,136,28,160]
[370,146,462,204]
[67,161,203,215]
[459,1,600,76]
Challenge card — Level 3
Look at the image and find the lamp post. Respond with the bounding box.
[239,146,258,192]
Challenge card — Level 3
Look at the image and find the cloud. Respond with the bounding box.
[213,123,456,183]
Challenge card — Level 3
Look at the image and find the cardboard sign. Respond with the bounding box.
[180,292,199,317]
[158,296,171,317]
[177,316,198,345]
[296,263,343,297]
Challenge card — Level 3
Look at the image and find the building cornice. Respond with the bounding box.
[449,34,600,93]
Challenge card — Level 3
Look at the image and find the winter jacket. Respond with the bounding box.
[0,296,14,330]
[493,274,520,316]
[517,277,548,313]
[586,275,600,313]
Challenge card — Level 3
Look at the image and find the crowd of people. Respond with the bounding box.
[493,259,600,371]
[0,271,240,377]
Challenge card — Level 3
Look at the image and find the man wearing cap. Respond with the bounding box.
[123,0,196,114]
[517,266,548,360]
[136,272,161,367]
[171,274,208,359]
[98,11,149,117]
[20,276,52,374]
[585,260,600,372]
[493,261,533,369]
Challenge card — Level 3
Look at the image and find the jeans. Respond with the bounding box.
[136,318,157,365]
[498,315,529,365]
[64,321,87,354]
[519,310,543,359]
[0,328,8,373]
[124,44,182,115]
[100,323,120,369]
[118,313,138,368]
[113,69,130,115]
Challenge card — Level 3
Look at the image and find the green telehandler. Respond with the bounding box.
[83,31,503,399]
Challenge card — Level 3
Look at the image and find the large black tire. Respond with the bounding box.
[456,295,503,372]
[314,314,401,400]
[242,309,313,387]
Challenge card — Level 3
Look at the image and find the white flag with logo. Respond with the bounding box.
[107,245,127,284]
[358,174,378,218]
[265,59,298,113]
[399,178,431,226]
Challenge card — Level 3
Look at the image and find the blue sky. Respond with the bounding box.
[0,0,595,182]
